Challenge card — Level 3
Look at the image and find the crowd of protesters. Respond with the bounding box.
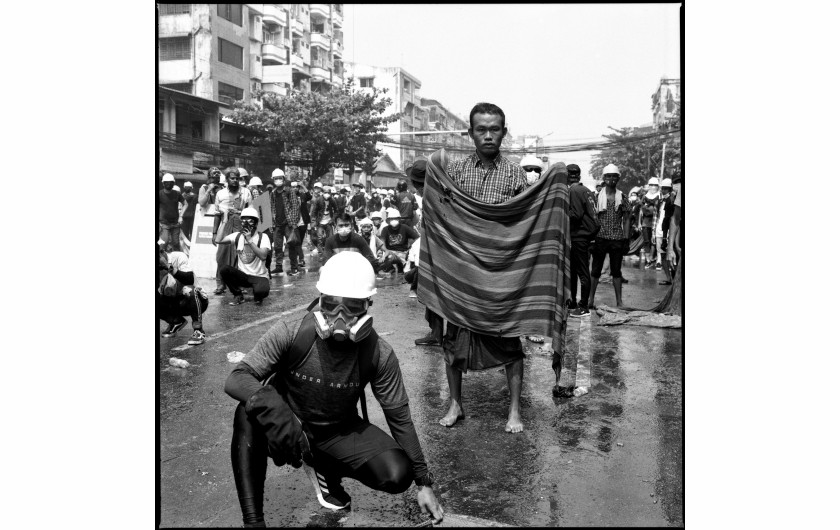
[157,102,682,528]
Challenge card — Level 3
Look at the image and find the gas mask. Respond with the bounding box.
[241,218,257,233]
[313,295,373,342]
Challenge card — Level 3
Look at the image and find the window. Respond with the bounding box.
[217,4,242,26]
[218,82,244,104]
[159,37,191,60]
[218,38,243,69]
[360,77,374,88]
[403,79,411,91]
[160,4,190,15]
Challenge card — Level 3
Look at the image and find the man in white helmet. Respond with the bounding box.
[213,167,254,294]
[519,155,544,187]
[380,207,419,275]
[248,176,264,199]
[159,173,185,251]
[638,177,660,269]
[181,181,198,241]
[224,252,444,527]
[585,164,632,315]
[217,207,271,306]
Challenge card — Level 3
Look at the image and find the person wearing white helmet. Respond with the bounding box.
[212,167,254,294]
[159,173,186,251]
[585,164,632,315]
[358,216,386,260]
[198,167,224,218]
[638,177,660,269]
[369,210,384,237]
[248,176,264,199]
[292,177,312,270]
[216,206,271,305]
[224,252,444,526]
[519,155,544,187]
[269,169,304,276]
[380,207,419,276]
[309,182,337,257]
[181,181,198,242]
[654,178,674,283]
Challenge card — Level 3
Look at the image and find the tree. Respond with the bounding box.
[229,80,400,188]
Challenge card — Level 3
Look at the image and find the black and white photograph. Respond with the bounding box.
[156,3,683,527]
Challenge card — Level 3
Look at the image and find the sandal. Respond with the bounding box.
[526,336,545,343]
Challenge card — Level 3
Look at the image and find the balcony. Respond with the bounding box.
[262,82,290,97]
[261,42,287,64]
[262,4,286,25]
[290,53,310,73]
[291,17,304,35]
[310,64,329,81]
[332,5,343,27]
[263,64,292,84]
[310,4,330,19]
[158,12,192,35]
[310,32,330,50]
[159,60,192,84]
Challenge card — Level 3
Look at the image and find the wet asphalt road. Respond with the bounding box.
[158,251,683,527]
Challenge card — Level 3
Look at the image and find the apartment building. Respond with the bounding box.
[420,97,472,152]
[651,77,680,129]
[346,62,432,171]
[158,4,345,176]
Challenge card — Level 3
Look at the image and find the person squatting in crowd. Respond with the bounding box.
[217,207,271,306]
[224,252,444,527]
[213,167,253,295]
[379,207,420,276]
[323,212,380,273]
[157,240,208,345]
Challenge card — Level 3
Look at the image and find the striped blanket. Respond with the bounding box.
[418,148,571,355]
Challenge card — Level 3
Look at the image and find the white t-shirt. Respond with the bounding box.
[223,232,271,279]
[167,251,191,274]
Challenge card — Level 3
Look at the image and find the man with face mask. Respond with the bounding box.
[248,176,264,199]
[309,183,336,258]
[323,213,379,273]
[380,207,419,275]
[370,210,385,237]
[159,173,185,251]
[213,168,253,295]
[358,217,386,262]
[224,252,444,527]
[217,207,272,306]
[292,178,311,270]
[519,155,544,187]
[639,177,660,269]
[269,169,303,276]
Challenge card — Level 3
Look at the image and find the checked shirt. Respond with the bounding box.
[446,152,527,204]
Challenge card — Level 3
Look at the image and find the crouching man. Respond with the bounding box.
[157,241,209,345]
[217,207,272,306]
[224,252,444,527]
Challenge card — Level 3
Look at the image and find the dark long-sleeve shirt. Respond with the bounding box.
[323,232,379,272]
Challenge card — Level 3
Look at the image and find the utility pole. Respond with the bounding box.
[659,141,667,181]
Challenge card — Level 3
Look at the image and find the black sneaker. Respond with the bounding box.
[162,318,188,337]
[229,294,245,306]
[298,259,306,268]
[570,307,590,318]
[213,287,226,295]
[414,333,440,346]
[303,463,351,510]
[270,267,284,275]
[289,269,300,276]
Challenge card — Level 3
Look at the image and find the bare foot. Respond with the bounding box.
[505,410,523,433]
[439,401,464,428]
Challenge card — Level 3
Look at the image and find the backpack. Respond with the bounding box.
[265,309,381,422]
[234,232,273,279]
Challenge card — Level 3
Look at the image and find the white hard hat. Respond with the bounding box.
[249,177,262,187]
[162,173,175,183]
[184,181,193,188]
[173,185,181,192]
[602,164,620,176]
[241,207,260,220]
[314,182,323,188]
[271,168,285,178]
[358,217,374,227]
[386,207,400,219]
[238,168,249,178]
[317,252,377,298]
[660,178,672,188]
[519,155,543,169]
[370,211,382,219]
[648,177,660,186]
[290,181,299,187]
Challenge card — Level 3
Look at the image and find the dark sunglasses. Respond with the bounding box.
[524,167,542,173]
[320,295,368,315]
